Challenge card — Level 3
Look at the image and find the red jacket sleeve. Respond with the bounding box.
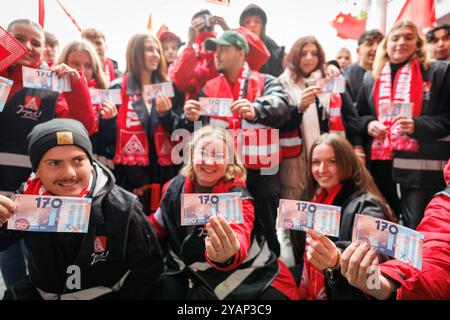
[169,47,198,94]
[55,76,96,135]
[380,194,450,299]
[206,198,254,271]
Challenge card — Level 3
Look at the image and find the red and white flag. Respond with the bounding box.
[0,26,27,72]
[396,0,436,36]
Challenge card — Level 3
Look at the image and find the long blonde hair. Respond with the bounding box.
[180,126,247,182]
[373,20,430,79]
[58,40,108,89]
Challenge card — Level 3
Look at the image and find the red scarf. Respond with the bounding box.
[113,74,149,166]
[22,172,92,197]
[371,59,423,160]
[298,184,342,300]
[103,58,116,84]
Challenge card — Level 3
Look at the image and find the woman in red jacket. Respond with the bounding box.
[149,126,297,299]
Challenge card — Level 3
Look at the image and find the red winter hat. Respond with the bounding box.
[234,27,269,71]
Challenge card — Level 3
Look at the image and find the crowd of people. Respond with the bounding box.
[0,3,449,300]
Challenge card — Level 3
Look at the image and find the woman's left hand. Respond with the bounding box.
[51,63,80,83]
[305,228,340,270]
[155,93,173,115]
[205,215,240,264]
[100,100,118,119]
[396,116,415,135]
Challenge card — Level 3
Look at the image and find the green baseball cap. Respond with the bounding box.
[205,30,249,55]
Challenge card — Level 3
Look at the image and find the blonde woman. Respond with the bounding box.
[149,126,297,300]
[357,20,450,229]
[59,40,117,169]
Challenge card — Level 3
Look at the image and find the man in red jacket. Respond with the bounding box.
[169,10,229,100]
[338,158,450,299]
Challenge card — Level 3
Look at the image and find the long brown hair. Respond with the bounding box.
[300,134,395,220]
[285,36,326,83]
[125,33,167,85]
[373,20,430,79]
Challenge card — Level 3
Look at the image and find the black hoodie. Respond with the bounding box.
[239,4,285,77]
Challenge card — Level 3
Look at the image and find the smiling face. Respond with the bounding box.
[311,144,340,192]
[10,23,45,67]
[358,38,380,69]
[36,145,93,197]
[299,43,320,76]
[387,26,418,64]
[192,136,228,187]
[143,37,161,72]
[67,50,94,81]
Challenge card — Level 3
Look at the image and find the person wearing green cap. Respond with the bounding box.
[183,30,290,257]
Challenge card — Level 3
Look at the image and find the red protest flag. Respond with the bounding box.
[0,26,27,72]
[39,0,45,28]
[147,13,153,31]
[330,12,366,40]
[56,0,82,32]
[205,0,230,6]
[396,0,436,36]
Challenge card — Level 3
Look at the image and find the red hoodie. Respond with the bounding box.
[380,159,450,299]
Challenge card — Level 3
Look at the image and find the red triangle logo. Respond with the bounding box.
[24,96,41,110]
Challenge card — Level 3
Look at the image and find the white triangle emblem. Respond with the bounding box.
[122,134,146,154]
[25,97,39,110]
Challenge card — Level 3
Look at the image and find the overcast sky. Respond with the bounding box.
[1,0,407,70]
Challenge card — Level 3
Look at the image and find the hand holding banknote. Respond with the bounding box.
[155,93,173,115]
[340,241,395,300]
[51,63,80,83]
[100,100,118,119]
[0,195,16,226]
[305,228,341,270]
[205,215,240,264]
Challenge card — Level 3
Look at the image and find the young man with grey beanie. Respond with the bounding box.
[0,118,163,300]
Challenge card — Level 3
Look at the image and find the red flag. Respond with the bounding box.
[156,24,169,39]
[396,0,436,36]
[56,0,82,32]
[38,0,45,28]
[147,13,152,31]
[0,26,27,72]
[205,0,230,6]
[330,12,366,40]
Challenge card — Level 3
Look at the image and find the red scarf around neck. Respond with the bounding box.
[371,59,423,160]
[22,172,92,197]
[113,74,150,166]
[297,183,343,300]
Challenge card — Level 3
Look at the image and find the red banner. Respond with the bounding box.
[396,0,436,36]
[38,0,45,28]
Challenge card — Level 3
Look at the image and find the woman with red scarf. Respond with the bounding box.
[58,40,117,170]
[111,33,184,215]
[276,133,394,299]
[357,20,450,229]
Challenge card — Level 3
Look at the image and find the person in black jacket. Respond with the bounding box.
[279,133,393,299]
[357,20,450,229]
[0,119,163,300]
[182,31,290,257]
[239,4,285,77]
